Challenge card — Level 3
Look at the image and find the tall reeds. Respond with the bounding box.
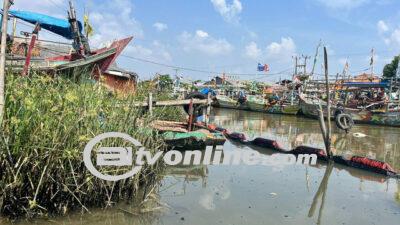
[0,71,182,218]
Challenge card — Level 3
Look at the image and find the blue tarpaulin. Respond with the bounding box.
[342,82,390,88]
[9,10,82,40]
[200,88,217,96]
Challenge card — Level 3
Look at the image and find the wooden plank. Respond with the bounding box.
[131,99,207,107]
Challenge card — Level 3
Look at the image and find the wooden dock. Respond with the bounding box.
[130,92,212,126]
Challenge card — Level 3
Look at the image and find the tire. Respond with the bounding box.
[334,109,344,118]
[335,113,354,131]
[183,92,207,117]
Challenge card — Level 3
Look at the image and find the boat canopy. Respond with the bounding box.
[9,10,82,40]
[342,82,389,88]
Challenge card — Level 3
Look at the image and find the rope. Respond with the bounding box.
[120,54,293,77]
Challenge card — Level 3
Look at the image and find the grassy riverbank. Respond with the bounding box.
[0,72,184,218]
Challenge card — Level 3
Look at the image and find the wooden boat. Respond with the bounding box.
[215,95,249,110]
[246,95,300,115]
[162,130,226,150]
[6,5,132,77]
[7,37,132,76]
[299,93,400,127]
[151,120,226,150]
[246,95,266,112]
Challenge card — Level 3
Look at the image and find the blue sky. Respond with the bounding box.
[11,0,400,81]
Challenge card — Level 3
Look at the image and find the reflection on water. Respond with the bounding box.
[2,109,399,225]
[308,162,334,225]
[211,108,400,171]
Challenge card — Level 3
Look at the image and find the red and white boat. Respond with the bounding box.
[5,1,132,77]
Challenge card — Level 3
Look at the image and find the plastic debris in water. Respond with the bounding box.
[353,132,367,138]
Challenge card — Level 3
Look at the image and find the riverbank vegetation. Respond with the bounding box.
[0,71,185,218]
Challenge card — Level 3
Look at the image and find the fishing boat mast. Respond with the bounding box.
[370,48,375,79]
[396,57,400,109]
[68,0,90,55]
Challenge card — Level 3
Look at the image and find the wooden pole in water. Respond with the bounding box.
[324,47,332,158]
[188,98,194,131]
[148,92,153,116]
[317,47,333,159]
[324,47,332,155]
[205,92,211,125]
[0,0,12,125]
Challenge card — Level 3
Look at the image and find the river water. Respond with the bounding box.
[2,108,399,225]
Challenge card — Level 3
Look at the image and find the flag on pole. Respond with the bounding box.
[84,14,94,38]
[257,63,269,72]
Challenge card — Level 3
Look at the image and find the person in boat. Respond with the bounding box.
[237,90,247,105]
[376,89,388,102]
[268,93,280,106]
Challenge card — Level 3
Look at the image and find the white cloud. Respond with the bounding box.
[245,42,261,59]
[152,40,172,61]
[87,0,144,48]
[210,0,242,23]
[196,30,209,38]
[11,0,72,42]
[316,0,369,9]
[266,37,296,61]
[387,28,400,47]
[248,31,258,39]
[13,0,67,16]
[153,22,168,32]
[377,20,389,34]
[127,45,153,57]
[377,20,400,48]
[179,30,233,55]
[126,40,172,62]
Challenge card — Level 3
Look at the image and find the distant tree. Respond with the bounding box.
[156,74,173,91]
[383,56,400,79]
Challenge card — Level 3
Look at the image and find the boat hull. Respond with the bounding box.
[7,37,133,76]
[163,131,226,150]
[215,96,249,110]
[246,100,300,115]
[345,109,400,127]
[299,96,400,127]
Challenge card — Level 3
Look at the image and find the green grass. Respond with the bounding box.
[0,71,185,218]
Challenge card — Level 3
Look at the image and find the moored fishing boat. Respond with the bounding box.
[151,120,226,150]
[162,130,226,150]
[299,93,334,119]
[246,95,266,112]
[299,93,400,127]
[5,4,132,77]
[247,95,300,115]
[215,94,249,110]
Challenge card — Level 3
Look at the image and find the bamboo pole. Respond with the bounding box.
[148,92,153,116]
[0,0,11,125]
[324,47,332,158]
[317,47,333,159]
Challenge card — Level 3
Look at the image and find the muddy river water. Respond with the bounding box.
[3,108,400,225]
